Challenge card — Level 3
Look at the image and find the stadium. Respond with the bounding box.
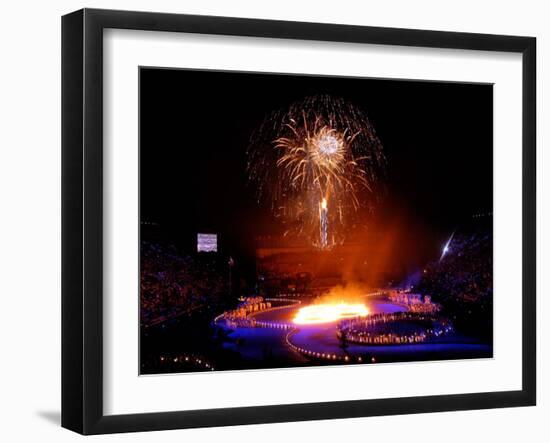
[139,68,493,374]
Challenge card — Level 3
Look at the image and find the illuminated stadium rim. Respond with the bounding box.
[62,8,536,435]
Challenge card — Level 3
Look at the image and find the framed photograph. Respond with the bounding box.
[62,8,536,435]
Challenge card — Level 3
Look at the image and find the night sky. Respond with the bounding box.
[140,68,492,273]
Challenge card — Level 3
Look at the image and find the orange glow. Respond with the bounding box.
[293,302,369,325]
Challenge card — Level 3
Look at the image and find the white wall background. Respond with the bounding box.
[0,1,546,441]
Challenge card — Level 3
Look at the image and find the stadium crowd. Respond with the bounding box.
[140,241,227,326]
[415,227,493,339]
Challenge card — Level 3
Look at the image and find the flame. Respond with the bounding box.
[321,198,327,210]
[293,302,369,325]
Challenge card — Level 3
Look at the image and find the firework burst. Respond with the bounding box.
[247,95,384,247]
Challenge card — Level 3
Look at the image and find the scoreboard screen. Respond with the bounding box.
[197,233,217,252]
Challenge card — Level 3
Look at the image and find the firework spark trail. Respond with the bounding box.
[247,95,385,247]
[320,198,328,248]
[440,231,455,261]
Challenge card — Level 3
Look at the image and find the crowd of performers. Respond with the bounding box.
[216,297,272,328]
[388,291,441,314]
[215,297,298,330]
[337,311,453,345]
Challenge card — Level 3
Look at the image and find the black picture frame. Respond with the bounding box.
[62,8,536,435]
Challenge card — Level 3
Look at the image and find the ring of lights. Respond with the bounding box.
[337,312,453,346]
